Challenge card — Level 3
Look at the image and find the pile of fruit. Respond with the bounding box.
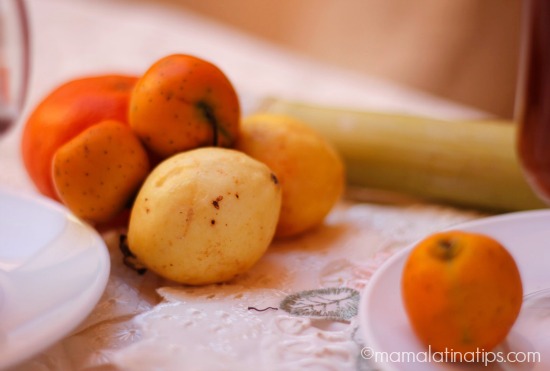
[21,54,345,285]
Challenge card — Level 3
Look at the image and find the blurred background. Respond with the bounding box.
[156,0,522,118]
[17,0,522,123]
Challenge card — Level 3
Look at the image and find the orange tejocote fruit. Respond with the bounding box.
[401,230,523,355]
[129,54,240,159]
[52,120,150,225]
[21,75,138,200]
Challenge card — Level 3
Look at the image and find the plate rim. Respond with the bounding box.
[359,208,550,371]
[0,188,111,369]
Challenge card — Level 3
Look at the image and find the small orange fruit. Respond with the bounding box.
[401,230,523,355]
[129,54,240,159]
[52,120,150,225]
[21,75,138,200]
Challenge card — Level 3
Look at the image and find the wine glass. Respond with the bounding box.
[514,0,550,363]
[0,0,30,136]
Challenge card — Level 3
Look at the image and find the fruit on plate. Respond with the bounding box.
[235,114,345,238]
[401,230,523,354]
[127,147,282,285]
[52,120,150,224]
[129,54,240,159]
[21,75,138,200]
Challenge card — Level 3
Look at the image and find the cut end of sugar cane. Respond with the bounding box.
[258,98,546,212]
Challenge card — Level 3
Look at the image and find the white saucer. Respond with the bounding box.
[0,189,110,369]
[359,210,550,370]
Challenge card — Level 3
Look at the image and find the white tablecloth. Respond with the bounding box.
[1,0,490,370]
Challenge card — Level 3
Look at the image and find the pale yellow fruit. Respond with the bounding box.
[235,114,345,238]
[127,147,282,285]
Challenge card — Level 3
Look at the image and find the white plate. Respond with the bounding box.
[0,189,110,369]
[360,210,550,371]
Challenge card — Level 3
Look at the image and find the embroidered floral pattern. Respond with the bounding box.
[280,287,360,321]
